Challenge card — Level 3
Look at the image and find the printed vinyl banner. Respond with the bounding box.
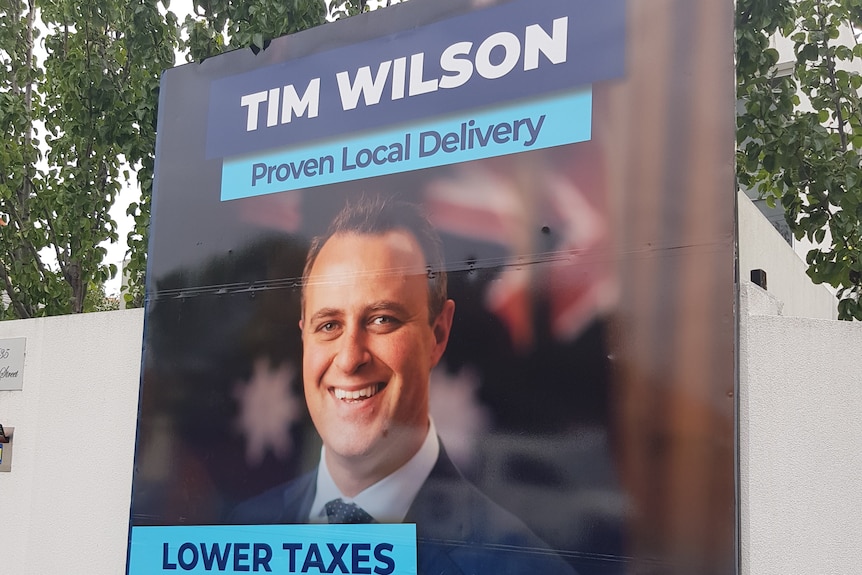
[129,1,736,574]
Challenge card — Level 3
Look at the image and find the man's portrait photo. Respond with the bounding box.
[229,197,576,574]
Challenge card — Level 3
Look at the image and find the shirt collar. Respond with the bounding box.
[309,419,440,523]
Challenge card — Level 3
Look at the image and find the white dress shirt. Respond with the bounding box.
[308,419,440,523]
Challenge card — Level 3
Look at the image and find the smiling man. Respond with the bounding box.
[301,220,454,506]
[231,197,576,575]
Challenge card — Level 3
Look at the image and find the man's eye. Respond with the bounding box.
[318,321,338,332]
[370,315,400,330]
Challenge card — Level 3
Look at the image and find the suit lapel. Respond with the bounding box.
[280,469,317,523]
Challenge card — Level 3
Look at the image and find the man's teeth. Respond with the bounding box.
[334,384,380,401]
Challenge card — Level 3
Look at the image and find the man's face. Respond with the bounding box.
[301,230,454,474]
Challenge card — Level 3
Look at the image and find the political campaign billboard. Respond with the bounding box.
[128,1,736,574]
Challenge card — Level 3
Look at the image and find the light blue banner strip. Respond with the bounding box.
[128,524,417,574]
[221,88,591,201]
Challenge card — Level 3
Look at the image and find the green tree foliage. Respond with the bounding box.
[0,0,401,320]
[0,0,50,318]
[83,280,120,312]
[180,0,352,61]
[0,0,177,317]
[738,0,862,319]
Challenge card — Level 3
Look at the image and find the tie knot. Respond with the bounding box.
[325,498,376,524]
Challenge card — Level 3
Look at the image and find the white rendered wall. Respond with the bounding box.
[0,309,144,575]
[737,191,838,319]
[739,282,862,575]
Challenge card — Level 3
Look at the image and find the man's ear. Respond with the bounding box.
[430,299,455,366]
[298,319,304,332]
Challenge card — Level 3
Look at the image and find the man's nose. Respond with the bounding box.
[333,325,371,373]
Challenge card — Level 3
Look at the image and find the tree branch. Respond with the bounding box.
[0,258,33,318]
[816,1,849,149]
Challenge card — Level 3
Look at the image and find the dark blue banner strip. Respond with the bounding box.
[206,0,624,160]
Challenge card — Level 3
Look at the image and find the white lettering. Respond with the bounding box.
[238,16,570,122]
[391,57,407,100]
[475,32,521,80]
[281,78,321,123]
[408,53,438,96]
[336,61,392,111]
[240,91,268,131]
[524,17,568,70]
[266,88,280,127]
[439,42,473,89]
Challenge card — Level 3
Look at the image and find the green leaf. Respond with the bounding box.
[799,43,819,61]
[815,227,826,244]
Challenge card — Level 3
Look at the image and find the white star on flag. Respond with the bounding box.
[233,358,302,466]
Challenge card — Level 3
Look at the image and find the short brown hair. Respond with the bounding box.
[302,196,448,322]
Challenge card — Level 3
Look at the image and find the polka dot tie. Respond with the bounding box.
[325,498,376,524]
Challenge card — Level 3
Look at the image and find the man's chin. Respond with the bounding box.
[322,426,384,461]
[323,422,425,465]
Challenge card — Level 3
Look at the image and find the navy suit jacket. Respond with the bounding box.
[231,442,576,575]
